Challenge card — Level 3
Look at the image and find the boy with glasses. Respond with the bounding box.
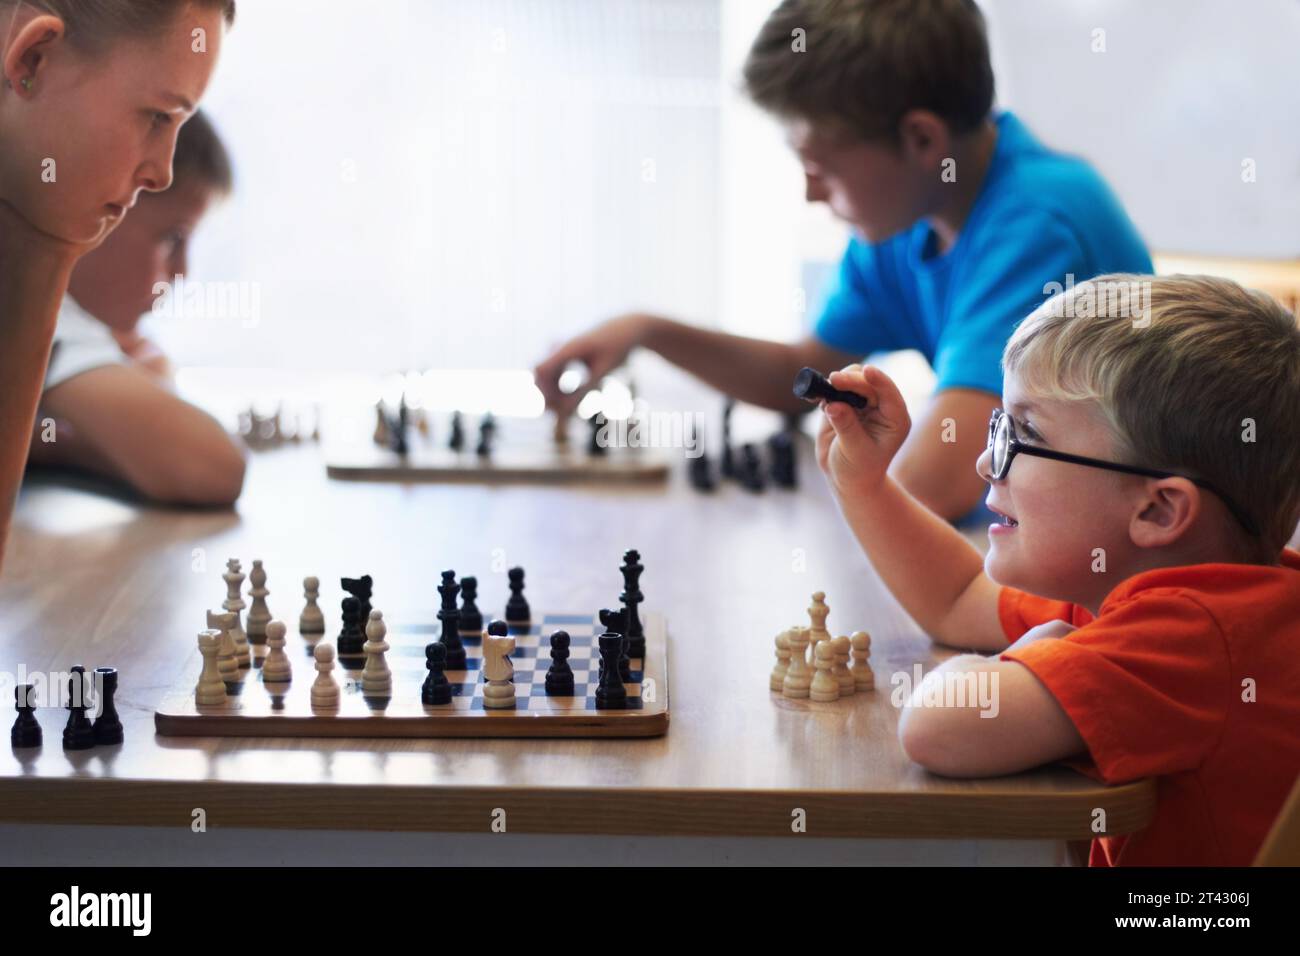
[814,273,1300,865]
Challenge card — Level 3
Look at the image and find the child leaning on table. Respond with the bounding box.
[815,273,1300,866]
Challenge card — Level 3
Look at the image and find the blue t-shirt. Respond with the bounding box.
[813,111,1152,396]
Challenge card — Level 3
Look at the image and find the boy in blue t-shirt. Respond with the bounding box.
[535,0,1151,521]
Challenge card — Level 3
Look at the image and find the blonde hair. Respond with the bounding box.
[1004,273,1300,555]
[3,0,235,51]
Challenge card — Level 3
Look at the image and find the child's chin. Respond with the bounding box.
[983,548,1024,589]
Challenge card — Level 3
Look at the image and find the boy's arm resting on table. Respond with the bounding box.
[898,650,1088,778]
[35,364,246,506]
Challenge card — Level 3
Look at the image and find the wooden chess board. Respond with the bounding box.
[154,611,670,738]
[324,415,673,484]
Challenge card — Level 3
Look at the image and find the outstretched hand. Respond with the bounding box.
[533,314,649,417]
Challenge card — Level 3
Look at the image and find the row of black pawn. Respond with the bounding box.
[11,665,123,750]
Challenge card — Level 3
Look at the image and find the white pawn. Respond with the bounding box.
[195,630,227,706]
[782,626,812,699]
[807,591,831,665]
[810,640,840,702]
[482,631,516,709]
[246,559,271,645]
[310,643,340,710]
[299,576,325,634]
[207,609,239,681]
[362,609,392,696]
[223,558,251,668]
[850,631,875,691]
[769,627,795,691]
[832,635,854,696]
[262,620,292,683]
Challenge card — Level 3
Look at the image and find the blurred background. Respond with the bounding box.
[160,0,1300,427]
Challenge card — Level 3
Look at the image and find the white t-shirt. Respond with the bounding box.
[44,295,124,391]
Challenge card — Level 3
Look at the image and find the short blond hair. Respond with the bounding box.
[1003,273,1300,554]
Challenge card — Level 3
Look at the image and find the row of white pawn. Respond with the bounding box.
[771,591,874,701]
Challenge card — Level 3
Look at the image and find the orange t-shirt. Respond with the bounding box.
[998,548,1300,866]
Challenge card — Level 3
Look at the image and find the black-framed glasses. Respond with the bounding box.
[986,408,1258,536]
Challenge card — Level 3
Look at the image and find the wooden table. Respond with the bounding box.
[0,438,1155,864]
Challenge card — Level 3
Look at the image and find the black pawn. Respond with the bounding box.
[768,431,797,489]
[62,666,95,751]
[594,632,628,710]
[598,608,632,682]
[449,410,465,451]
[437,570,466,669]
[792,366,868,409]
[620,549,646,658]
[422,642,452,705]
[11,684,41,748]
[505,567,530,624]
[337,597,365,658]
[545,631,575,696]
[91,667,123,745]
[588,413,608,457]
[459,575,483,633]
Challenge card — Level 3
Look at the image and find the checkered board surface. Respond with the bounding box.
[154,611,669,739]
[324,416,672,485]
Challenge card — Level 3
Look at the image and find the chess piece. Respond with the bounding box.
[545,630,575,696]
[362,609,392,696]
[807,591,830,666]
[299,576,325,634]
[476,412,496,457]
[458,575,483,634]
[768,431,797,489]
[481,621,516,709]
[341,575,373,625]
[195,630,228,706]
[373,403,390,446]
[449,410,465,451]
[438,570,466,669]
[91,667,123,745]
[505,567,530,624]
[422,642,452,706]
[599,608,631,682]
[337,596,365,660]
[620,549,645,657]
[740,443,765,492]
[207,609,239,682]
[62,666,95,750]
[831,635,854,696]
[770,627,794,691]
[246,559,271,646]
[792,366,868,409]
[11,684,41,748]
[594,630,628,710]
[782,627,812,699]
[262,620,293,683]
[310,643,340,710]
[810,641,840,702]
[850,631,875,691]
[223,559,251,668]
[553,413,570,447]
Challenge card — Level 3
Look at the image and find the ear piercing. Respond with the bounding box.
[19,77,32,91]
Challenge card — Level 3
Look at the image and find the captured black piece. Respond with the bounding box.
[792,367,867,409]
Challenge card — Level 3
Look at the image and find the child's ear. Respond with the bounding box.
[4,15,65,94]
[1130,477,1199,548]
[896,110,949,165]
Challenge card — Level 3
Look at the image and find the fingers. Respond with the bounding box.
[829,365,910,430]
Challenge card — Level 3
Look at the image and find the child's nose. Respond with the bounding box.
[975,445,995,483]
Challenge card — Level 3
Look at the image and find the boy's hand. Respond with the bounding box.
[533,314,651,417]
[815,364,912,501]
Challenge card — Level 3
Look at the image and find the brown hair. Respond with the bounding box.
[161,108,232,197]
[1004,274,1300,556]
[4,1,236,49]
[743,0,994,142]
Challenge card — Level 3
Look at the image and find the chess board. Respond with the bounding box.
[154,611,670,738]
[323,416,673,484]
